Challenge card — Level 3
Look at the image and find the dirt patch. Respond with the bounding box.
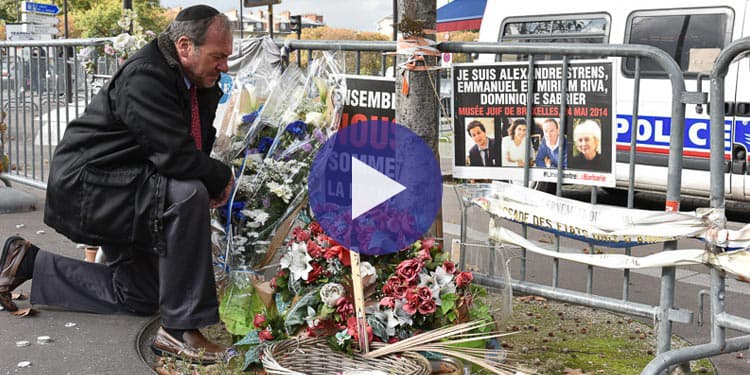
[496,296,715,375]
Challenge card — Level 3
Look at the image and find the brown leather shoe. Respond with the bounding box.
[151,327,230,365]
[0,236,32,312]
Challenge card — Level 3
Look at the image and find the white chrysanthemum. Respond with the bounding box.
[305,112,324,127]
[360,261,377,287]
[320,283,345,307]
[113,33,134,54]
[267,181,293,203]
[242,209,271,228]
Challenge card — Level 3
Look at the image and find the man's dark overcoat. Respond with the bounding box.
[44,35,232,254]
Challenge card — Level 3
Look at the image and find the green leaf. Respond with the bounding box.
[242,345,262,370]
[275,293,290,315]
[234,330,260,346]
[219,283,267,336]
[320,303,335,318]
[284,289,321,332]
[441,293,458,315]
[368,315,388,342]
[447,310,457,322]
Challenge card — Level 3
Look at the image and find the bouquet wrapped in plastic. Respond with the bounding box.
[212,36,283,165]
[212,52,346,283]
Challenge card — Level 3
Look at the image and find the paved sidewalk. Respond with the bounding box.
[0,188,152,375]
[2,185,750,374]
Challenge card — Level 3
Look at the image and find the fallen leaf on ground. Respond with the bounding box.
[12,292,27,300]
[11,308,36,317]
[519,295,547,302]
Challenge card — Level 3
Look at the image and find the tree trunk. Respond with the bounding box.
[395,0,439,153]
[394,0,442,238]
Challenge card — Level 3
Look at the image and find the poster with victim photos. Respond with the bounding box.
[452,60,615,187]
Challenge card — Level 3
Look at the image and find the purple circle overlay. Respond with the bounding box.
[308,121,443,256]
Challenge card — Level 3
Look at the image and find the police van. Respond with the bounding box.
[476,0,750,201]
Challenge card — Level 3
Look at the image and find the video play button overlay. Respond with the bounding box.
[351,157,406,219]
[308,121,443,256]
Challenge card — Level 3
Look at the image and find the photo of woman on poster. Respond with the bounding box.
[569,119,608,171]
[501,118,532,167]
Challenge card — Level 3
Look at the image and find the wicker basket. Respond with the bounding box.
[261,337,431,375]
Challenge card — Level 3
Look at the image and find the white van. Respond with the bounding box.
[476,0,750,202]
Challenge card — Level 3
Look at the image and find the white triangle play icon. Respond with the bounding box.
[351,157,406,220]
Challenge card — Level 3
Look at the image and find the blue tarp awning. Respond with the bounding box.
[437,0,487,32]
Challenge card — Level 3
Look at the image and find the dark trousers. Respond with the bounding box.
[30,179,219,329]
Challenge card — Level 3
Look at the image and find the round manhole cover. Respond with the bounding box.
[135,316,160,373]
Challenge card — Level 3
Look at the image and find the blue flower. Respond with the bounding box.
[241,105,263,124]
[285,120,307,140]
[242,111,258,124]
[257,137,274,153]
[231,201,246,219]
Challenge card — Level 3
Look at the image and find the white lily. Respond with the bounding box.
[279,242,312,281]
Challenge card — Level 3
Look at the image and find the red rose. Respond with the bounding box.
[346,316,374,343]
[308,222,323,235]
[395,259,423,284]
[416,286,433,302]
[336,297,354,321]
[417,248,432,262]
[421,238,436,250]
[456,271,473,288]
[305,326,318,337]
[307,240,324,258]
[406,289,421,306]
[442,261,456,275]
[402,299,418,315]
[379,297,395,309]
[338,247,351,267]
[258,328,274,341]
[324,245,343,261]
[253,313,267,329]
[296,229,310,242]
[388,337,401,344]
[305,262,324,284]
[381,276,398,296]
[418,299,437,315]
[394,284,409,299]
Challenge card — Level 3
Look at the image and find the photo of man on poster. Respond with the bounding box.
[466,118,499,167]
[534,118,567,169]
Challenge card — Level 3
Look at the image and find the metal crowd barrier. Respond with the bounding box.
[2,36,748,373]
[641,36,750,374]
[0,38,114,189]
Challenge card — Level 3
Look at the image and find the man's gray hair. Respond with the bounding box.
[164,13,231,47]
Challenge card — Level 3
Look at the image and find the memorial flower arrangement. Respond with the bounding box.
[108,9,156,61]
[226,220,494,369]
[79,10,156,75]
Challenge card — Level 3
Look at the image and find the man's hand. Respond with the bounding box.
[209,173,235,209]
